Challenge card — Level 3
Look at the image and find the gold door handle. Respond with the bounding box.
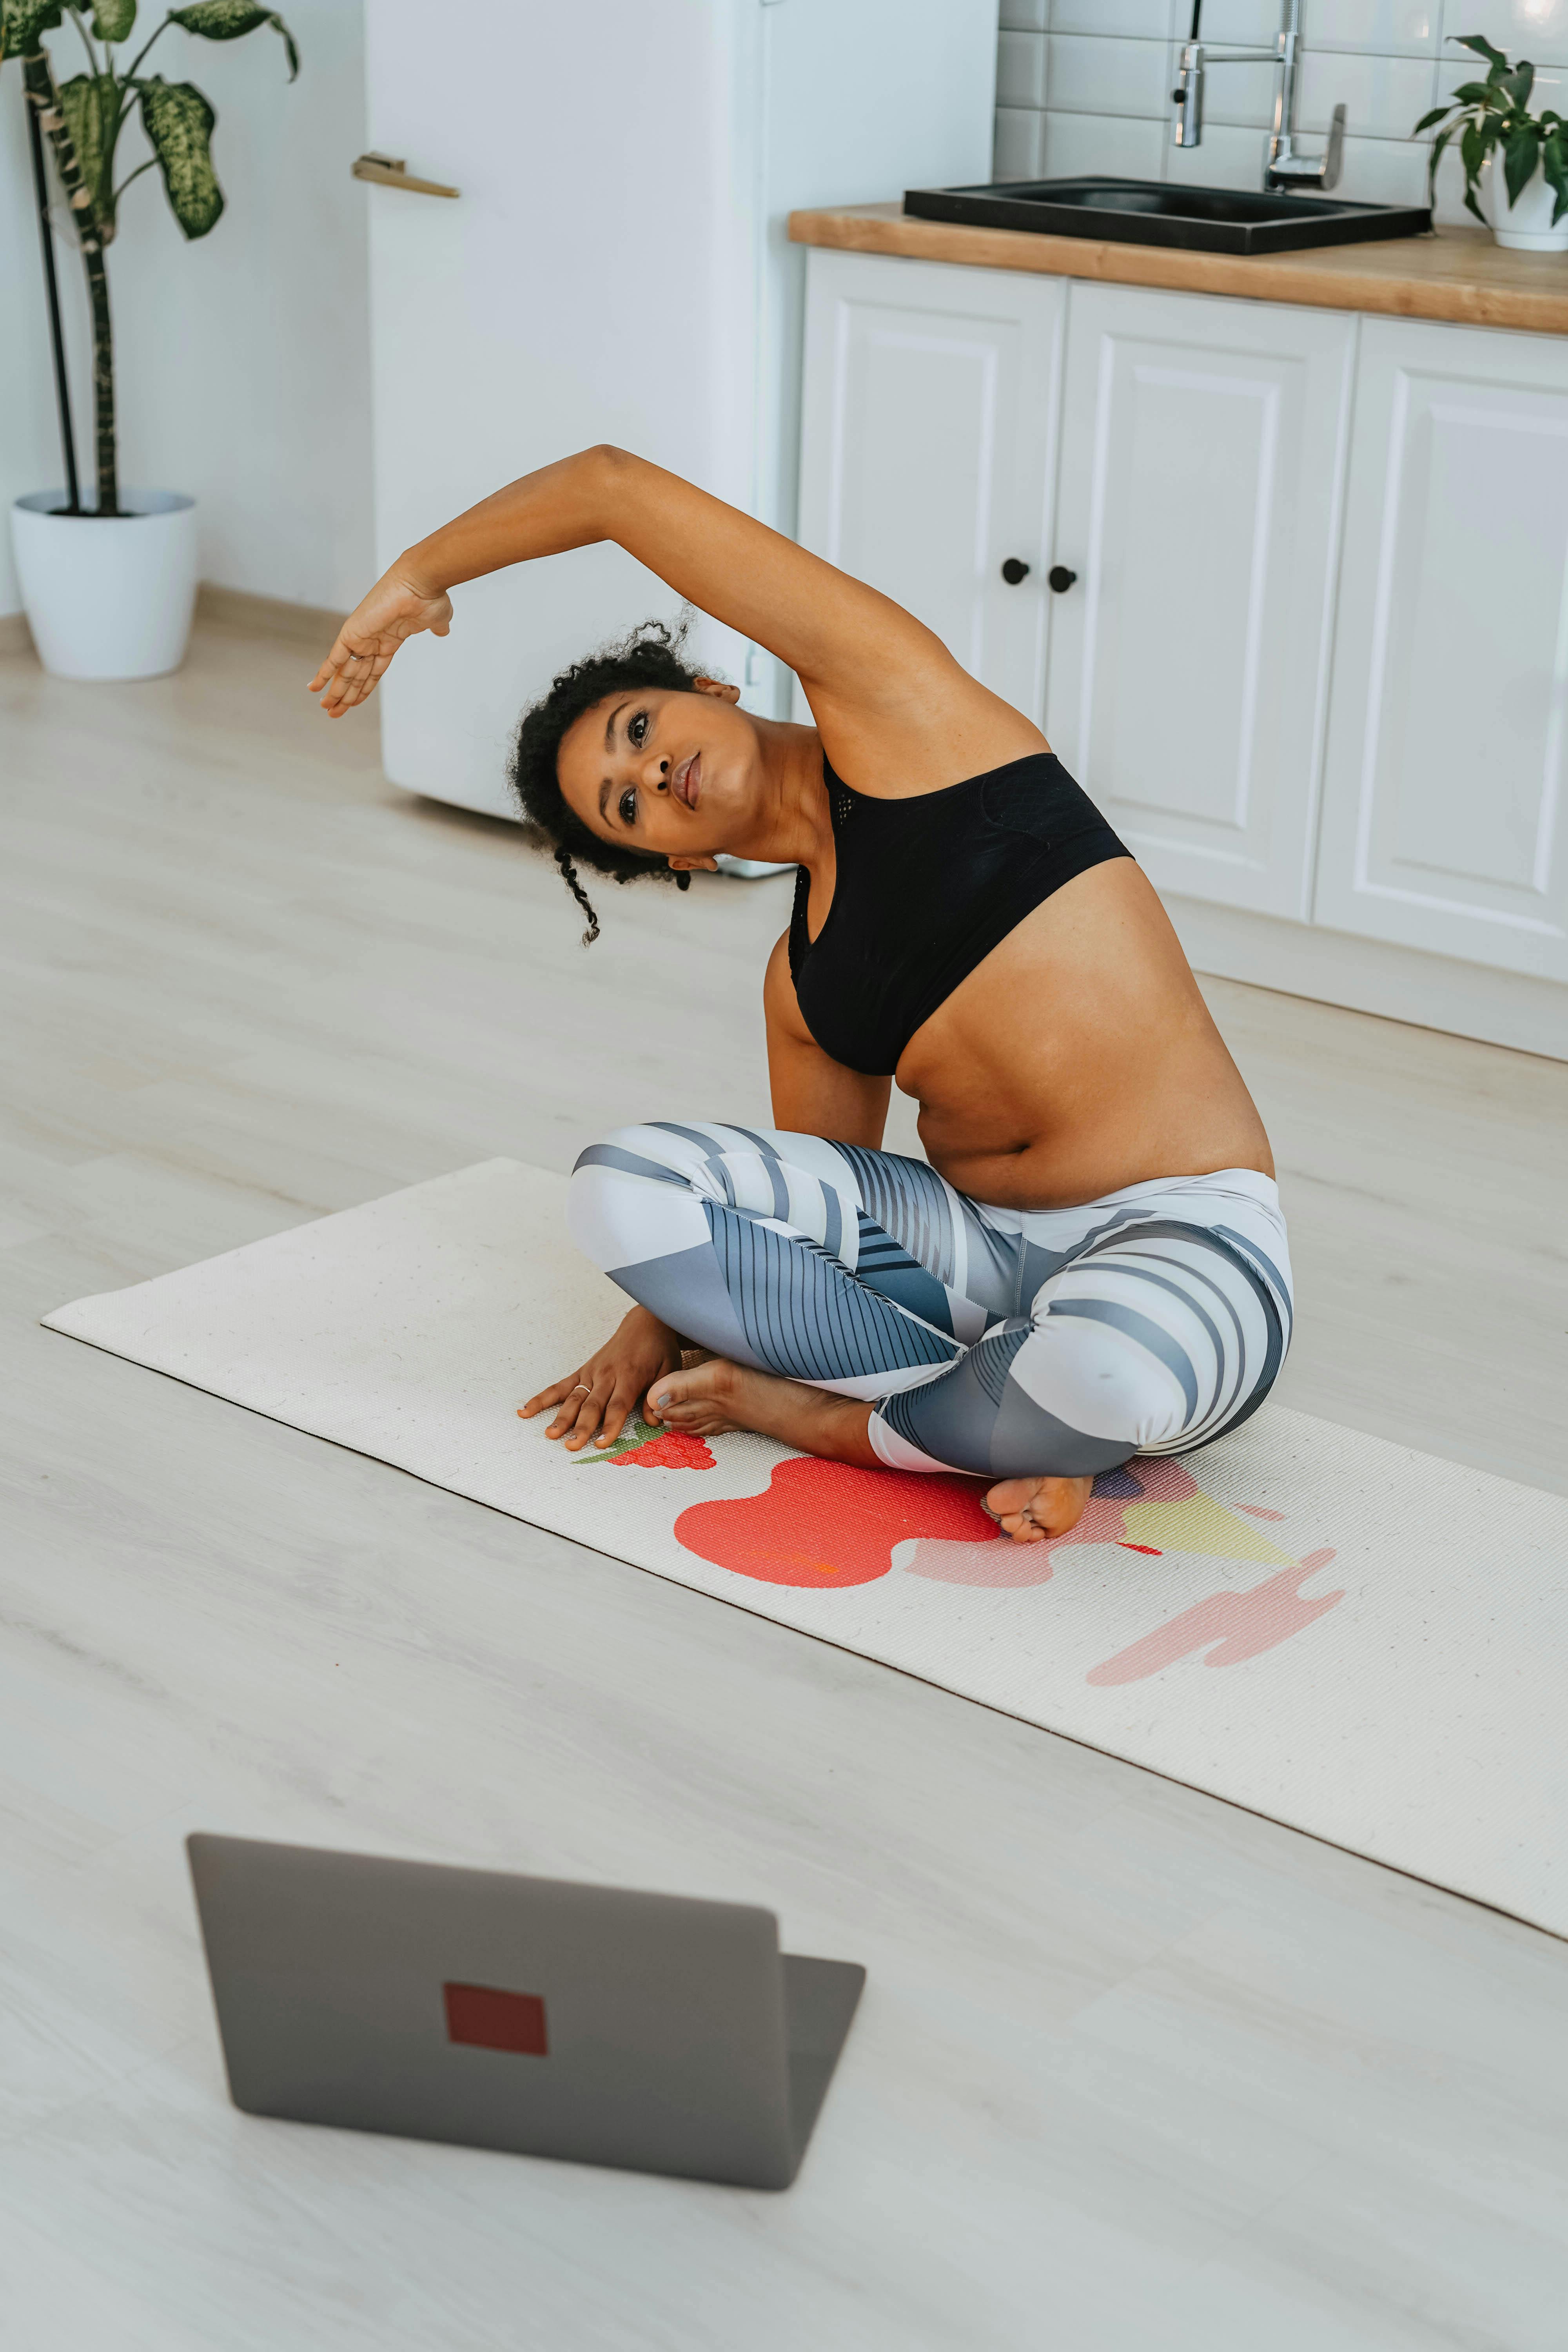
[352,152,459,198]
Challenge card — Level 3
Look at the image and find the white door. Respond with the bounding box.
[1044,284,1355,920]
[796,250,1065,719]
[1315,318,1568,985]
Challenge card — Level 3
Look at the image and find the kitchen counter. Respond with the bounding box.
[788,202,1568,336]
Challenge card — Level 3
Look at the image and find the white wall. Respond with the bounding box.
[0,0,372,617]
[994,0,1568,226]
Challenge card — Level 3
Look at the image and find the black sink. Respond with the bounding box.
[904,177,1432,256]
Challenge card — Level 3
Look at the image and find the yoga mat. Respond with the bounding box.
[44,1159,1568,1939]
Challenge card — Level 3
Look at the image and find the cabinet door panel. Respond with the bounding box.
[1045,286,1354,919]
[1316,319,1568,982]
[797,252,1064,717]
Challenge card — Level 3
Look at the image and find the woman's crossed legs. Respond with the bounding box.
[566,1122,1292,1542]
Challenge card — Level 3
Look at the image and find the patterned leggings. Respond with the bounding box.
[567,1122,1292,1481]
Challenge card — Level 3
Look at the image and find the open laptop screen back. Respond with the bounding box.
[188,1835,799,2189]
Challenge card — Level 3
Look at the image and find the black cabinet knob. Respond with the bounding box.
[1048,564,1078,593]
[1000,557,1030,585]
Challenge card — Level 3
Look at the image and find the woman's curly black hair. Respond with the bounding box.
[507,617,705,945]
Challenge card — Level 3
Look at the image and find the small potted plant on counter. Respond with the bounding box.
[1415,33,1568,252]
[1,0,298,679]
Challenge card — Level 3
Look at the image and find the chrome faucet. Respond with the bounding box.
[1171,0,1345,193]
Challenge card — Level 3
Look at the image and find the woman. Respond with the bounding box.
[311,446,1289,1545]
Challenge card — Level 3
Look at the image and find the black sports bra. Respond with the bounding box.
[787,750,1130,1076]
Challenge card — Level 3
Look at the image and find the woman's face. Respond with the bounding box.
[555,680,761,872]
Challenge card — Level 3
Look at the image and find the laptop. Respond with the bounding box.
[187,1833,865,2191]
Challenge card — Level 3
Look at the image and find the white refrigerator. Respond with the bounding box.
[363,0,999,819]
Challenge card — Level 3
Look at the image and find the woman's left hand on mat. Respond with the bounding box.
[520,1305,685,1452]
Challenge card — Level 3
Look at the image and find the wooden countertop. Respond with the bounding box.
[787,201,1568,336]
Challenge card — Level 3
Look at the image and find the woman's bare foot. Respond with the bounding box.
[647,1363,1094,1549]
[646,1358,879,1466]
[984,1474,1094,1545]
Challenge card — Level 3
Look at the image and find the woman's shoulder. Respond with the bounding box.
[809,678,1049,805]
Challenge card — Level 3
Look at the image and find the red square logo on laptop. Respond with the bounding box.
[443,1981,548,2057]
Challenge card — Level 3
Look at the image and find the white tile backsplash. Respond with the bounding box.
[1303,0,1439,54]
[1334,130,1438,202]
[991,2,1469,210]
[1048,33,1173,117]
[1196,0,1283,39]
[1442,0,1568,67]
[1297,47,1439,136]
[1051,0,1177,34]
[998,27,1049,109]
[1041,109,1169,179]
[994,105,1046,181]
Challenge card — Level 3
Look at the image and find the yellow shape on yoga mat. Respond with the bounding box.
[1121,1493,1295,1566]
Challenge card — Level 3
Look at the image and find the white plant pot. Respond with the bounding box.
[1484,154,1568,251]
[10,489,198,681]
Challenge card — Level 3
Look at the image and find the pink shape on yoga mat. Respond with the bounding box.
[1086,1548,1344,1684]
[906,1456,1205,1585]
[902,1535,1051,1587]
[674,1454,995,1590]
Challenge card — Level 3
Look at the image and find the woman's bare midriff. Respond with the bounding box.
[894,858,1274,1211]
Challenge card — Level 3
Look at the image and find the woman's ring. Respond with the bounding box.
[570,1383,592,1396]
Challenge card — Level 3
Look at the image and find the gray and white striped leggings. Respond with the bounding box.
[568,1122,1292,1481]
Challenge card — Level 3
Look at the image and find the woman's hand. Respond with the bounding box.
[519,1304,685,1452]
[308,566,454,717]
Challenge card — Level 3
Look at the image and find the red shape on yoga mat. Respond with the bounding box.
[443,1982,549,2056]
[674,1454,996,1589]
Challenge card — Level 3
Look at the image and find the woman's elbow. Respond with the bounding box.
[583,442,641,484]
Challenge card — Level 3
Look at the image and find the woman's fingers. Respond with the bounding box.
[523,1348,675,1450]
[309,632,387,714]
[519,1374,576,1421]
[530,1367,612,1449]
[547,1378,595,1440]
[591,1381,642,1449]
[561,1374,615,1451]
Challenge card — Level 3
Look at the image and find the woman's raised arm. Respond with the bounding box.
[310,445,973,732]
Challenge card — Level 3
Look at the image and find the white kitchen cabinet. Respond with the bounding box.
[794,246,1568,1052]
[1314,319,1568,984]
[798,256,1353,920]
[1044,285,1354,921]
[796,252,1065,719]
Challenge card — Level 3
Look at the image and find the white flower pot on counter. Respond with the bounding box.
[1485,155,1568,251]
[10,490,198,681]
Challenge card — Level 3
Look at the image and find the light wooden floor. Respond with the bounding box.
[3,614,1566,2350]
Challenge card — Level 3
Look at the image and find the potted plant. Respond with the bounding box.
[1415,33,1568,252]
[1,0,298,679]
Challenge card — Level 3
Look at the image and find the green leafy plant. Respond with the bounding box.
[1414,33,1568,229]
[0,0,298,515]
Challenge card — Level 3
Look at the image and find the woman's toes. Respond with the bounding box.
[646,1357,746,1434]
[983,1473,1094,1543]
[985,1478,1039,1525]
